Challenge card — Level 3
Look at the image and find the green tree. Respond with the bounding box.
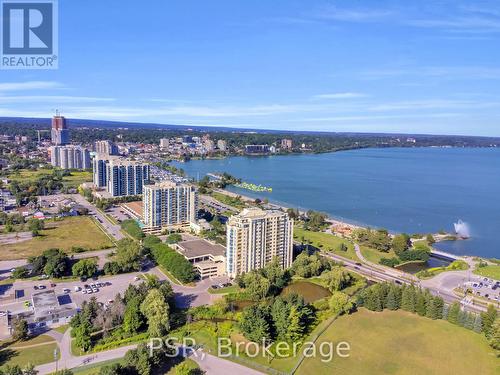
[242,272,270,301]
[74,321,92,351]
[447,302,461,325]
[392,233,411,255]
[325,267,352,292]
[239,305,271,343]
[12,267,29,279]
[481,304,498,337]
[115,238,142,272]
[72,258,98,278]
[43,248,69,278]
[270,297,291,340]
[140,289,170,337]
[27,217,44,236]
[287,305,306,341]
[488,318,500,351]
[11,318,28,341]
[473,314,483,333]
[124,297,144,334]
[385,286,399,310]
[329,291,353,315]
[401,286,416,313]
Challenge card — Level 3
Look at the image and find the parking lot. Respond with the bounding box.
[465,276,500,303]
[105,206,132,223]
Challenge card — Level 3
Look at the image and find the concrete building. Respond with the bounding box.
[50,145,91,169]
[226,207,293,278]
[143,181,198,231]
[217,139,227,151]
[51,115,70,145]
[244,144,269,155]
[95,140,119,155]
[174,239,226,278]
[281,139,293,150]
[106,159,150,197]
[160,138,170,148]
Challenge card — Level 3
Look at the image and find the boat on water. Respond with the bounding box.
[235,182,272,192]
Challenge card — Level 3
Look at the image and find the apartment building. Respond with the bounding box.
[106,159,150,197]
[143,181,198,231]
[226,207,293,278]
[94,140,119,155]
[50,145,91,169]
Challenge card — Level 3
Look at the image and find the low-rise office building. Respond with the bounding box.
[174,239,226,278]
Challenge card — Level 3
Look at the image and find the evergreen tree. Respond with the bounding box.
[401,286,416,313]
[447,302,460,325]
[473,314,483,333]
[442,304,449,321]
[287,305,305,341]
[481,304,498,337]
[488,318,500,351]
[416,293,426,316]
[385,286,398,311]
[433,297,444,320]
[465,312,475,330]
[426,297,440,320]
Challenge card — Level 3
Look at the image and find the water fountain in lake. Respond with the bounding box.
[454,219,471,239]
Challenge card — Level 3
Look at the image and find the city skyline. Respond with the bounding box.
[2,0,500,136]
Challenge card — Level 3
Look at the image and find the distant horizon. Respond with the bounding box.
[2,115,500,140]
[1,1,500,137]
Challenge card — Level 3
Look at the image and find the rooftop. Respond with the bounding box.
[177,239,226,259]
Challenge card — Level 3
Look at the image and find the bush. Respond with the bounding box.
[103,261,122,275]
[144,236,195,283]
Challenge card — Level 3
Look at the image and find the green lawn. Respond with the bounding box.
[211,192,247,210]
[297,309,500,375]
[72,359,125,375]
[208,284,240,294]
[53,324,69,334]
[7,169,92,188]
[0,216,114,260]
[359,245,396,264]
[474,265,500,280]
[294,227,358,261]
[0,335,58,369]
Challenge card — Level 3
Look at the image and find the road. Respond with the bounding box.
[320,249,488,314]
[35,328,263,375]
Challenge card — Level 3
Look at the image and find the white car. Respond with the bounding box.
[63,288,70,294]
[74,286,81,292]
[86,288,93,294]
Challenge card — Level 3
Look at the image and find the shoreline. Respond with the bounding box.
[212,187,470,259]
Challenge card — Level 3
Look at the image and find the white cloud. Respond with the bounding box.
[311,92,368,100]
[0,81,64,92]
[0,95,115,103]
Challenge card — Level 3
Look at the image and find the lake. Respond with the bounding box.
[173,147,500,259]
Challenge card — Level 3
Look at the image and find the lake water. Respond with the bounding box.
[173,148,500,259]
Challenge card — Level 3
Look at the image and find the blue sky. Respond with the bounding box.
[2,0,500,136]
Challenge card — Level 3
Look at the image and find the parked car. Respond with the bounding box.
[63,288,70,293]
[74,286,81,292]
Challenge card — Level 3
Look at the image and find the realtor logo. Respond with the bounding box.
[1,0,58,69]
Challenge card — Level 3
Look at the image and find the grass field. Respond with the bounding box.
[297,309,500,375]
[474,265,500,280]
[360,245,396,264]
[0,216,114,260]
[7,169,92,188]
[0,335,58,369]
[211,192,247,209]
[294,227,358,261]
